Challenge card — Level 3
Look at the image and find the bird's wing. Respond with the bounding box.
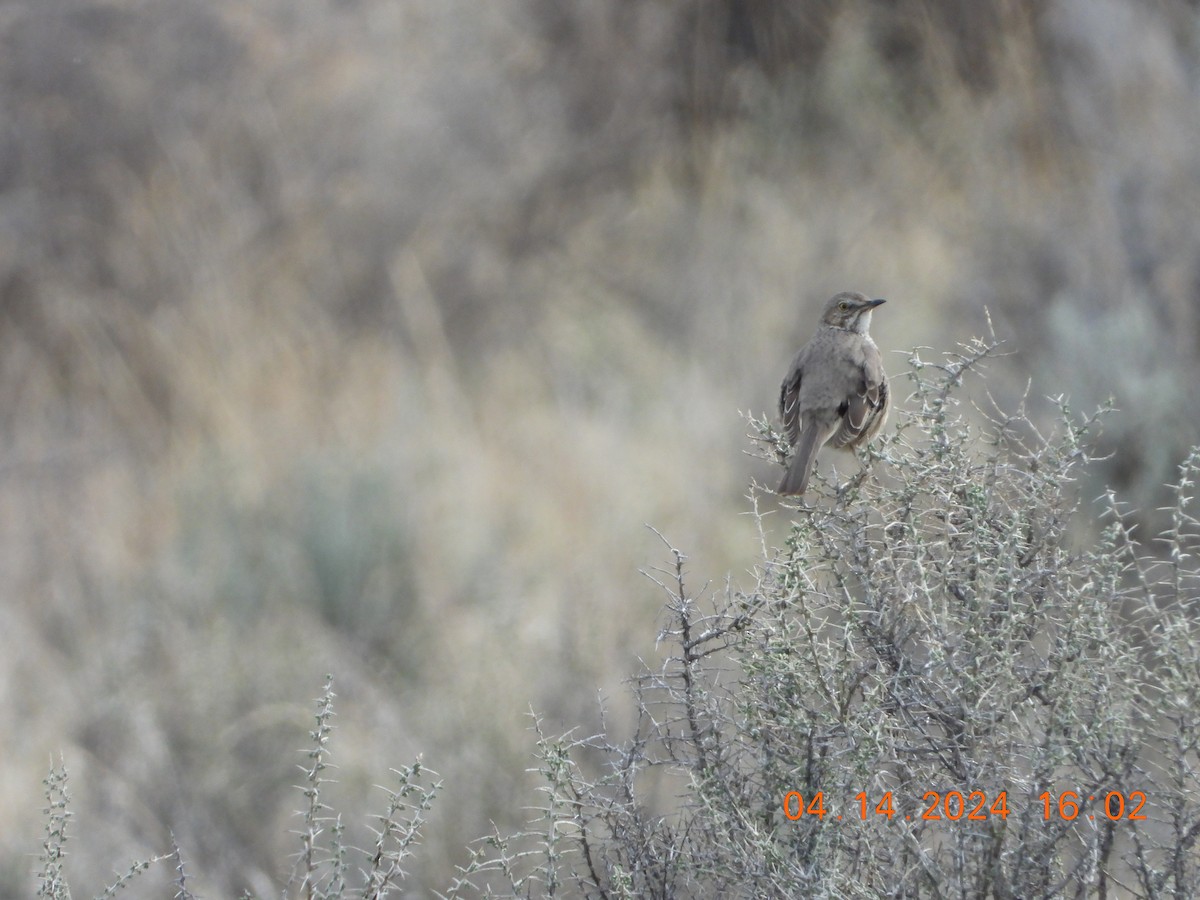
[863,346,886,397]
[779,353,804,446]
[835,349,888,446]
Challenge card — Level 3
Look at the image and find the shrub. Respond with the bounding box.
[443,330,1199,898]
[35,334,1200,898]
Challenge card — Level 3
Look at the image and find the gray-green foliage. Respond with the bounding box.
[36,338,1200,898]
[447,334,1199,898]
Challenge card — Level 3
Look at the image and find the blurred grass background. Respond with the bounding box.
[3,0,1200,894]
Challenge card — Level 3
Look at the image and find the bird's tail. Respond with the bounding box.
[778,424,826,495]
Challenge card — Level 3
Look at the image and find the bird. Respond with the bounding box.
[777,291,890,495]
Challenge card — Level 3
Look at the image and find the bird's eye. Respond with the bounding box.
[838,301,850,311]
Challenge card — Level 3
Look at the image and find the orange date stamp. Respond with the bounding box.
[782,790,1148,823]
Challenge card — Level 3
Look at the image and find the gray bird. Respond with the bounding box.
[778,291,889,495]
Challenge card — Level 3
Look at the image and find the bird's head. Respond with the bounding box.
[819,291,886,333]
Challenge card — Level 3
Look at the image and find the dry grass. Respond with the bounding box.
[3,0,1200,894]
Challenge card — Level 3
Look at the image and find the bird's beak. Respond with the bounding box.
[867,298,887,308]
